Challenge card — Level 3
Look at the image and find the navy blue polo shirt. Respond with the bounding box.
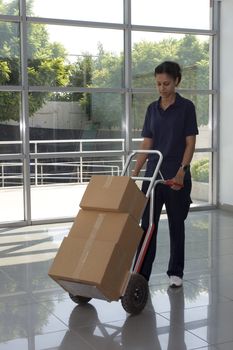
[142,93,199,179]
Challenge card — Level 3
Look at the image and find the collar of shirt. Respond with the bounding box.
[157,92,183,112]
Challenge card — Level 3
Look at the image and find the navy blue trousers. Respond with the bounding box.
[138,178,192,281]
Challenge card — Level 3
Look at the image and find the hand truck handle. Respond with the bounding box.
[121,150,163,198]
[164,179,184,189]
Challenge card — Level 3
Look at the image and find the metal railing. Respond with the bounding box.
[0,160,122,187]
[0,138,138,187]
[0,138,127,153]
[0,138,143,187]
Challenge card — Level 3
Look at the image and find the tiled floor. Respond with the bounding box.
[1,209,233,349]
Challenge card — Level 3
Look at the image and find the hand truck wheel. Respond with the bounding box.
[69,293,92,305]
[121,273,149,315]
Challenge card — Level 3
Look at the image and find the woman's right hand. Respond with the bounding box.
[131,169,139,177]
[131,137,152,178]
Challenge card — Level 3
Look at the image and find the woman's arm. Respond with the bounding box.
[171,135,196,190]
[132,137,153,176]
[180,135,196,167]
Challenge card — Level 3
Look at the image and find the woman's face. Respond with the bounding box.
[155,73,178,98]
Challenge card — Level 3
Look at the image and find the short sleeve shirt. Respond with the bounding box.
[141,93,199,179]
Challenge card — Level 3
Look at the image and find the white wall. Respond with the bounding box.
[219,0,233,207]
[4,101,88,130]
[29,101,86,130]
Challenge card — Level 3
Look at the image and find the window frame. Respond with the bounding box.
[0,0,220,226]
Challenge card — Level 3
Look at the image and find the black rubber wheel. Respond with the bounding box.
[121,273,149,315]
[69,293,92,305]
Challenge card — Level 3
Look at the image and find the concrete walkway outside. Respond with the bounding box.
[0,184,87,224]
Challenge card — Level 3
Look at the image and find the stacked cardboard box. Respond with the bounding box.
[48,175,147,301]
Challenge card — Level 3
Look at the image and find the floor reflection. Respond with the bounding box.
[166,287,186,350]
[58,289,190,350]
[60,301,159,350]
[1,210,233,349]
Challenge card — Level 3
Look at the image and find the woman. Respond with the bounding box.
[132,61,198,288]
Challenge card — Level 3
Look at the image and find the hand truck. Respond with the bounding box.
[69,150,170,315]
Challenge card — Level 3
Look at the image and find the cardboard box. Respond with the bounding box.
[80,175,147,222]
[68,209,141,244]
[49,237,135,301]
[48,212,143,301]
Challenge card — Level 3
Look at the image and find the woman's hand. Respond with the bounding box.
[131,169,140,177]
[170,168,185,191]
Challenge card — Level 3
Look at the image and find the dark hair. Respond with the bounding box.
[154,61,182,84]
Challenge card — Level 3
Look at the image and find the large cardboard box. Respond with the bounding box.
[68,209,141,244]
[80,175,147,222]
[49,237,130,300]
[48,212,143,301]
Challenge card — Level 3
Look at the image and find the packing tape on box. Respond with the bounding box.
[103,175,114,189]
[73,213,106,278]
[90,213,105,239]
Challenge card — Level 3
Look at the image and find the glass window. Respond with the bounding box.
[27,24,124,88]
[29,92,125,148]
[191,152,212,206]
[132,92,157,139]
[132,32,211,90]
[30,155,124,220]
[0,92,22,154]
[0,22,20,85]
[0,159,24,223]
[26,0,123,23]
[132,0,211,30]
[0,0,19,16]
[0,0,216,225]
[132,92,212,149]
[182,93,212,149]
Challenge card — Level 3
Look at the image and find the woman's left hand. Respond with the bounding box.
[170,169,185,191]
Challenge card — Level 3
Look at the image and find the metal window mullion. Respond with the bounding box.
[27,16,125,30]
[2,85,217,95]
[124,0,132,155]
[20,0,31,224]
[131,24,216,36]
[26,16,216,37]
[0,86,23,92]
[132,88,217,95]
[0,14,21,22]
[211,0,221,207]
[28,86,125,93]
